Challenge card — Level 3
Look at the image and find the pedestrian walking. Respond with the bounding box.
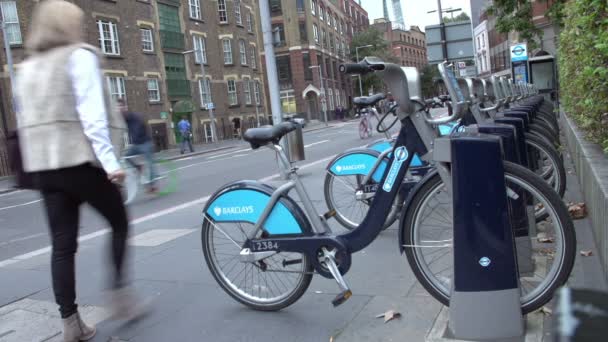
[15,1,147,341]
[119,99,157,193]
[178,116,194,154]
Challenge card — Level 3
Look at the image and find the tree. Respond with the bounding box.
[349,27,398,96]
[443,12,471,23]
[420,64,441,98]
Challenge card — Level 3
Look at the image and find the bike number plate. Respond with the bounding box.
[363,183,379,193]
[251,240,280,252]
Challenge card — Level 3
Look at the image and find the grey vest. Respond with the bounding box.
[16,44,126,172]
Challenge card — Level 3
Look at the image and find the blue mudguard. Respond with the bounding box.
[326,148,388,183]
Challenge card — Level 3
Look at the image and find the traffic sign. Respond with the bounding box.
[458,61,466,69]
[160,111,168,119]
[510,44,528,62]
[207,103,215,110]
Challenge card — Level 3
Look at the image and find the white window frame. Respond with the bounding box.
[141,28,154,52]
[243,78,252,105]
[239,40,247,65]
[247,12,253,32]
[227,79,238,106]
[198,78,212,108]
[223,39,233,65]
[218,0,228,23]
[311,0,316,16]
[97,20,120,55]
[189,0,202,20]
[250,46,257,69]
[254,81,261,105]
[328,88,334,110]
[193,35,207,64]
[147,79,160,102]
[234,0,243,25]
[106,76,126,101]
[313,24,319,44]
[0,1,22,45]
[319,5,324,21]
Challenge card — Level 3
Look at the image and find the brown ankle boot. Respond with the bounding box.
[61,312,96,342]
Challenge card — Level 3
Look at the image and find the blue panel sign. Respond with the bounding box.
[329,153,388,182]
[206,189,302,235]
[382,146,409,192]
[510,44,528,62]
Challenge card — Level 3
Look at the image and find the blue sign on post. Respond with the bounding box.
[207,103,215,110]
[510,44,528,62]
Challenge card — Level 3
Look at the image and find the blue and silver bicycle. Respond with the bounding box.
[200,58,574,314]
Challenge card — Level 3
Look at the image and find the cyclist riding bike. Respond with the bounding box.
[118,98,157,193]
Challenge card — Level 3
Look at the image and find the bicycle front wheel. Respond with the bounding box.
[359,119,368,139]
[202,218,313,311]
[401,162,575,314]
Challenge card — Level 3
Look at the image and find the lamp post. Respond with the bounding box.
[355,44,373,96]
[309,65,327,126]
[182,49,216,143]
[0,19,17,133]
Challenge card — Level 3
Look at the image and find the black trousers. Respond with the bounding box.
[37,164,129,318]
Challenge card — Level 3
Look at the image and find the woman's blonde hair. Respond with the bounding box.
[25,0,85,54]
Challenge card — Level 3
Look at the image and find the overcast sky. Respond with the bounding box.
[359,0,472,31]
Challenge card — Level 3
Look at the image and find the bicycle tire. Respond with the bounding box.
[525,133,566,199]
[401,161,575,314]
[359,119,368,139]
[530,122,560,146]
[529,124,559,148]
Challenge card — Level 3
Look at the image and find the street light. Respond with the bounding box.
[309,65,328,126]
[182,49,217,143]
[355,44,373,96]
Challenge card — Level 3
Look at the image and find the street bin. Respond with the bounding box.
[283,116,305,162]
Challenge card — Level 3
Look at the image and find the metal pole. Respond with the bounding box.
[259,0,282,127]
[319,67,327,126]
[356,48,363,96]
[198,52,217,142]
[437,0,448,62]
[1,20,16,132]
[254,97,260,127]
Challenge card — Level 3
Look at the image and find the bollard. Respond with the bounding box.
[448,132,524,341]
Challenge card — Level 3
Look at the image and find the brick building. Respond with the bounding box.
[0,0,267,151]
[372,19,427,71]
[261,0,369,122]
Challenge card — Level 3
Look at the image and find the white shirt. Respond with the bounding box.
[68,49,121,174]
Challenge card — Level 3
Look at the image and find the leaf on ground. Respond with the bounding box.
[580,250,593,257]
[540,306,553,315]
[537,233,555,243]
[539,248,556,258]
[376,310,401,323]
[567,202,587,219]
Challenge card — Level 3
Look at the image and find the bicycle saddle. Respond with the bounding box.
[243,121,297,149]
[353,93,386,107]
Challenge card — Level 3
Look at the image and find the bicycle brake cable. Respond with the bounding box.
[377,104,400,133]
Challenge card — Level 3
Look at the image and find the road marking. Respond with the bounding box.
[207,148,251,159]
[0,199,42,212]
[232,154,249,158]
[0,233,46,247]
[0,190,24,197]
[304,140,329,148]
[0,154,336,268]
[129,228,197,247]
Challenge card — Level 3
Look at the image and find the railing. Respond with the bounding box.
[166,79,191,99]
[160,30,185,50]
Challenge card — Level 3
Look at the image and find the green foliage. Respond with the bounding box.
[442,12,471,23]
[420,64,441,98]
[558,0,608,153]
[349,27,398,95]
[487,0,543,49]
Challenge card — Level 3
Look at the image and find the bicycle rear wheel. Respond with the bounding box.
[359,119,368,139]
[401,162,575,314]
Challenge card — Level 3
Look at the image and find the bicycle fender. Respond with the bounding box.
[397,168,440,254]
[366,140,427,167]
[203,180,313,236]
[325,148,388,183]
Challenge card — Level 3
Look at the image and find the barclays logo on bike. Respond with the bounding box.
[335,164,366,173]
[382,147,409,192]
[213,206,254,216]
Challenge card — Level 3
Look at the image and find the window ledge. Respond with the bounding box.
[219,22,229,25]
[236,24,245,28]
[229,104,240,108]
[189,18,205,24]
[149,101,163,105]
[224,63,235,66]
[104,54,124,59]
[143,51,156,55]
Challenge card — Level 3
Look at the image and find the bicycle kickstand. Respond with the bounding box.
[322,247,352,307]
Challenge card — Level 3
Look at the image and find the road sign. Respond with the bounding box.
[160,111,168,119]
[510,44,528,62]
[207,103,215,110]
[458,61,466,69]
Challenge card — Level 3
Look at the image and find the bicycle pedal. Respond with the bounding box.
[322,209,336,220]
[332,290,352,307]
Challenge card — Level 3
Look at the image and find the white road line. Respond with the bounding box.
[0,154,336,267]
[0,189,24,197]
[304,140,329,148]
[0,199,42,212]
[0,233,46,247]
[207,148,251,159]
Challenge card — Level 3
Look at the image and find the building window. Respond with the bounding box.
[250,46,257,69]
[235,0,243,25]
[218,0,228,23]
[272,23,285,46]
[254,81,262,105]
[319,5,324,21]
[280,90,296,114]
[322,29,327,48]
[0,1,22,45]
[276,56,291,82]
[299,21,308,43]
[247,12,253,32]
[328,88,334,110]
[223,39,233,64]
[106,76,126,101]
[141,28,154,52]
[97,20,120,55]
[311,0,316,15]
[189,0,201,20]
[243,78,252,104]
[313,24,319,44]
[199,78,212,107]
[147,79,160,102]
[335,88,340,107]
[193,35,207,64]
[482,33,485,48]
[296,0,305,12]
[239,40,247,65]
[227,79,238,105]
[303,54,312,80]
